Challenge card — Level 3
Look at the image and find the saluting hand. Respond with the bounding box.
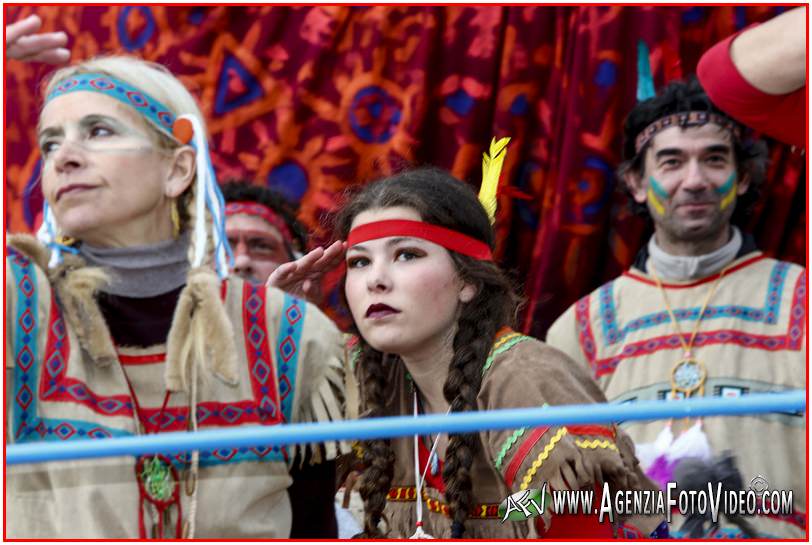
[266,240,346,303]
[6,14,70,65]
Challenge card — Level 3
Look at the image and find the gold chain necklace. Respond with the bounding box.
[649,261,732,399]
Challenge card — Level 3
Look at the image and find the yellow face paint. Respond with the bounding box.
[647,176,667,216]
[716,173,737,211]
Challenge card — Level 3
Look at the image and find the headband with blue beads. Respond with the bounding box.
[46,73,176,135]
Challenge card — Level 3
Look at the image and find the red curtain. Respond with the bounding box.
[4,5,805,335]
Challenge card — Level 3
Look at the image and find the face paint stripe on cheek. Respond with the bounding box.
[648,176,669,199]
[715,172,737,211]
[647,176,667,216]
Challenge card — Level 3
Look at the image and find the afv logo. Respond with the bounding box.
[498,486,550,522]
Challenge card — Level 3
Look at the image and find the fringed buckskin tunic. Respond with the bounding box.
[355,329,666,538]
[6,235,348,538]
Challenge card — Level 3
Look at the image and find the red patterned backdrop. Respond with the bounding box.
[4,5,805,336]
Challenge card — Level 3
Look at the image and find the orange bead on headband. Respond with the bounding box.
[347,219,493,261]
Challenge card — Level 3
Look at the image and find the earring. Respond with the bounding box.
[55,235,77,247]
[171,199,181,238]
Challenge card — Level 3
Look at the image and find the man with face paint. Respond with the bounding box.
[546,79,806,538]
[222,181,307,284]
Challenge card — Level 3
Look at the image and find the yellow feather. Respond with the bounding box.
[478,136,511,224]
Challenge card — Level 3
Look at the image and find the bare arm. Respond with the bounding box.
[730,6,806,94]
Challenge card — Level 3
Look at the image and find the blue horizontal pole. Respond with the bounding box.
[6,390,805,466]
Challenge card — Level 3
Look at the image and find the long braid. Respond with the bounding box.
[442,262,519,538]
[355,342,395,538]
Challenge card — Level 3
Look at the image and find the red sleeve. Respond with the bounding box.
[536,512,658,539]
[537,511,616,539]
[697,30,806,149]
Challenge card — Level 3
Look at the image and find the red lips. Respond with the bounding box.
[365,303,400,318]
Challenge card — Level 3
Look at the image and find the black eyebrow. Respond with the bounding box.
[347,236,424,252]
[655,144,732,161]
[704,144,732,155]
[654,148,684,160]
[386,237,422,247]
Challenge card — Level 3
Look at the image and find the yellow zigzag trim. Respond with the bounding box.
[483,332,530,375]
[493,331,522,351]
[519,427,568,491]
[574,438,618,451]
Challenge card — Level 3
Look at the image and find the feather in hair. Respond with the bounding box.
[478,136,511,224]
[637,40,656,102]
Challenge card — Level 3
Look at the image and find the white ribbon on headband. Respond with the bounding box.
[181,114,233,278]
[36,201,64,268]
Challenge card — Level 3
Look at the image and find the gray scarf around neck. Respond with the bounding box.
[648,226,742,281]
[79,231,190,297]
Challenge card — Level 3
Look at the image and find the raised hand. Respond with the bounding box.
[266,240,346,302]
[6,14,70,65]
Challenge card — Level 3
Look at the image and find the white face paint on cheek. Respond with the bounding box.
[40,115,165,162]
[42,142,158,161]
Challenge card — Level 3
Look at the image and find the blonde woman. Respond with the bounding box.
[6,55,346,538]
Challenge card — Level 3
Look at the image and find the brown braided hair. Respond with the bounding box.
[335,167,520,538]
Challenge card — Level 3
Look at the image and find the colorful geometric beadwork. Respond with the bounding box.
[7,250,287,465]
[577,263,806,379]
[276,293,306,423]
[241,281,283,424]
[46,73,175,135]
[600,261,791,346]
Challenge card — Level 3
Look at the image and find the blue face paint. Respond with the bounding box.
[647,176,668,215]
[715,172,738,211]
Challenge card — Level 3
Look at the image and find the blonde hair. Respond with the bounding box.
[41,55,212,260]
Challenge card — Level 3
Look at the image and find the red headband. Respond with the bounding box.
[225,201,293,243]
[347,220,493,261]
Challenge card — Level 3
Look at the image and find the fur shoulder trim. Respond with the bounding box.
[165,266,239,392]
[7,233,51,271]
[47,251,118,369]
